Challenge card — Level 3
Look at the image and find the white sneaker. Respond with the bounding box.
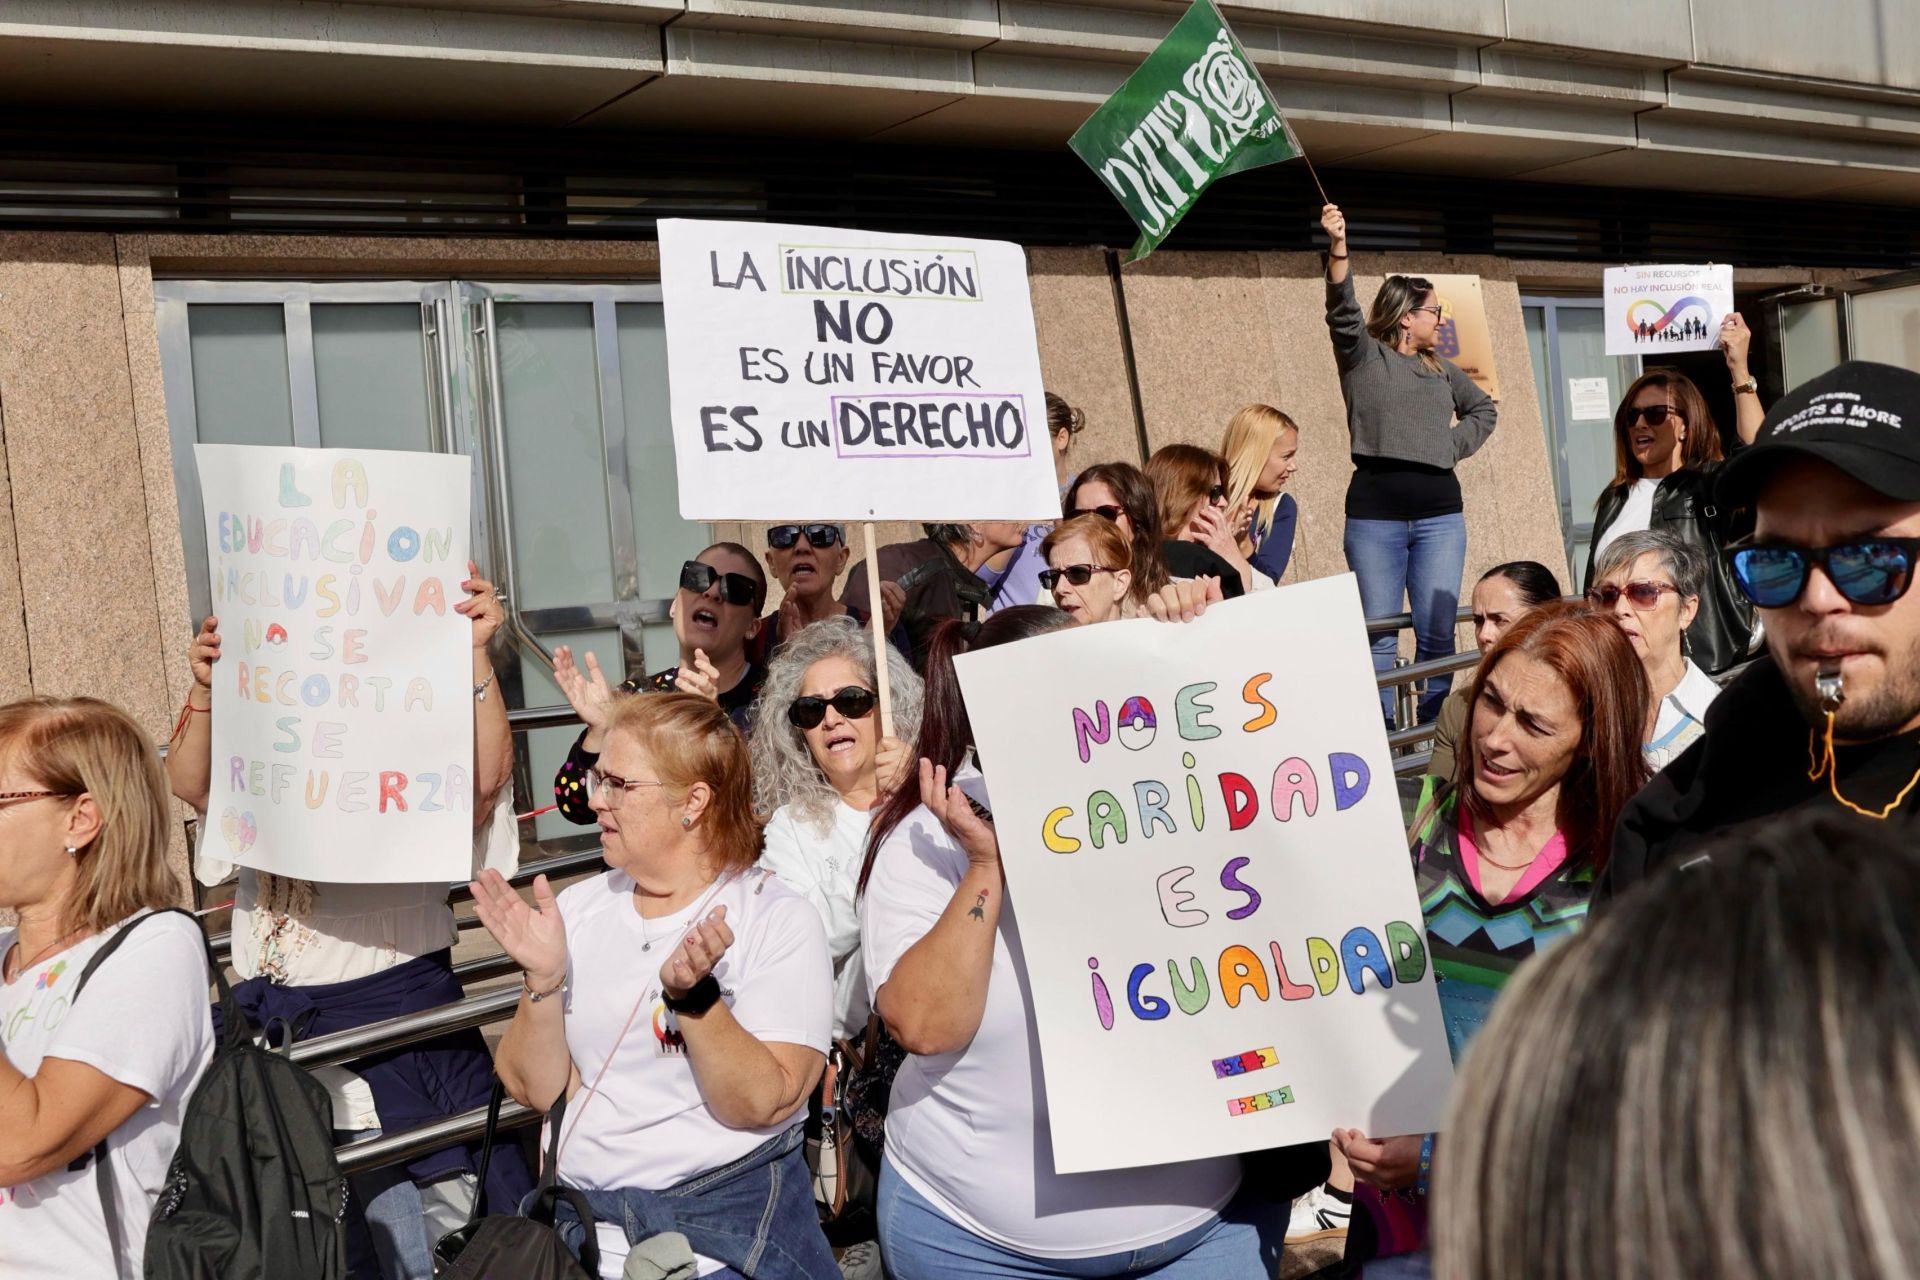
[1284,1184,1352,1244]
[838,1239,884,1280]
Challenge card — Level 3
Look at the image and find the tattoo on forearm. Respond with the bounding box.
[968,891,987,921]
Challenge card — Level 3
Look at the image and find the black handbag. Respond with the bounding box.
[433,1085,601,1280]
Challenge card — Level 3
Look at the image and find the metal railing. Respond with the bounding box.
[208,607,1473,1176]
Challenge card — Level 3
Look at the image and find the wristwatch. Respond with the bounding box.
[1734,377,1759,396]
[663,974,723,1016]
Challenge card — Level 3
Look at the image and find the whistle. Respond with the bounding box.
[1816,665,1846,714]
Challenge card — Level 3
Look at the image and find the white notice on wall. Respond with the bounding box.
[658,218,1059,522]
[1568,377,1613,422]
[953,577,1455,1174]
[1603,263,1734,356]
[196,444,475,884]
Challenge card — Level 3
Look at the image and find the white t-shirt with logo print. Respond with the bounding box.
[552,866,832,1277]
[0,910,214,1280]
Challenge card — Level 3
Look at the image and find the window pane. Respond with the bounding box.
[313,303,433,452]
[495,302,615,612]
[1849,285,1920,373]
[1523,305,1559,515]
[1780,298,1842,391]
[616,302,713,614]
[1548,307,1638,583]
[187,304,294,446]
[516,627,621,845]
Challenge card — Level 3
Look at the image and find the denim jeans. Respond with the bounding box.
[340,1126,476,1280]
[1344,515,1468,727]
[875,1159,1285,1280]
[1363,1249,1434,1279]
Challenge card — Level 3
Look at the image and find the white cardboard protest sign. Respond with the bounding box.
[1604,263,1734,356]
[196,444,476,884]
[954,577,1455,1173]
[658,218,1059,522]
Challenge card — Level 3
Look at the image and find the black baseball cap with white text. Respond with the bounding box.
[1717,361,1920,510]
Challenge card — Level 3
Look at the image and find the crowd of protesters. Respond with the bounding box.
[7,212,1920,1280]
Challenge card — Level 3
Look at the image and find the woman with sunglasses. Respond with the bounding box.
[1585,357,1764,677]
[1148,444,1263,595]
[553,543,770,825]
[1589,530,1720,771]
[751,617,922,1041]
[0,698,214,1280]
[1063,463,1242,613]
[1321,203,1498,729]
[1040,514,1134,625]
[479,692,837,1279]
[859,605,1278,1280]
[1220,404,1302,585]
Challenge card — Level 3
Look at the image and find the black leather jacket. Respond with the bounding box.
[1584,462,1756,676]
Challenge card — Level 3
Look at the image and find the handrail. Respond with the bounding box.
[291,987,522,1069]
[336,1097,539,1176]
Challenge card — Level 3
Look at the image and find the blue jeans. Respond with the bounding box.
[341,1127,476,1280]
[1364,1250,1434,1278]
[1344,515,1468,727]
[875,1159,1285,1279]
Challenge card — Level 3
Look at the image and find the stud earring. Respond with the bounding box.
[65,846,78,857]
[680,817,692,830]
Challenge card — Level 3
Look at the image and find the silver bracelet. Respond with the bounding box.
[474,672,497,702]
[525,974,566,1003]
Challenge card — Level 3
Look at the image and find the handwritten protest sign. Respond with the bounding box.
[1069,0,1303,262]
[954,576,1454,1173]
[195,444,475,884]
[1604,263,1734,356]
[658,219,1058,522]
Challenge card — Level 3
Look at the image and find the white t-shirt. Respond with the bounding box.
[198,792,521,986]
[0,910,214,1280]
[861,768,1241,1259]
[760,799,872,1039]
[1594,477,1660,562]
[554,866,832,1278]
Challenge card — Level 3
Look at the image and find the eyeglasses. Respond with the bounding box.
[1625,405,1683,428]
[767,524,843,550]
[1727,537,1920,609]
[1207,484,1227,505]
[585,767,665,805]
[788,686,878,730]
[1068,504,1127,523]
[1039,564,1118,590]
[1411,305,1445,319]
[1586,581,1682,609]
[680,561,759,607]
[0,789,72,811]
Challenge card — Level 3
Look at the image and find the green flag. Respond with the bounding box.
[1069,0,1302,262]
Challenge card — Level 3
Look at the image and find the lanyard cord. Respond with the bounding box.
[1807,713,1920,820]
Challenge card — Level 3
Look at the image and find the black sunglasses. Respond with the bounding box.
[767,523,844,550]
[788,685,878,730]
[1207,484,1227,504]
[1068,504,1128,523]
[1624,405,1682,428]
[1039,564,1117,590]
[1727,537,1920,609]
[680,561,758,607]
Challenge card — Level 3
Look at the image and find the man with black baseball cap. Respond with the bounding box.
[1604,360,1920,897]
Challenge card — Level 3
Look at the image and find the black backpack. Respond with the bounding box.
[74,907,348,1280]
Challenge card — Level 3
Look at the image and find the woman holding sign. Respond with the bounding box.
[1321,203,1498,730]
[1334,603,1649,1276]
[859,602,1282,1280]
[165,567,530,1280]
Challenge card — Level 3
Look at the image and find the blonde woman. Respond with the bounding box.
[1321,202,1497,728]
[1219,404,1301,585]
[0,698,214,1280]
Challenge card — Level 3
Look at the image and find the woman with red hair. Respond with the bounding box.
[1335,602,1651,1277]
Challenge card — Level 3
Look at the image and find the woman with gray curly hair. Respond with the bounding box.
[750,617,922,1037]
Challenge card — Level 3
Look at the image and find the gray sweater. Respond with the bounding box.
[1325,275,1497,470]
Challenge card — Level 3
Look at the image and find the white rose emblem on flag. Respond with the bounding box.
[1183,32,1267,142]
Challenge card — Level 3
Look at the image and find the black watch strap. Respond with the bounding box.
[663,973,723,1016]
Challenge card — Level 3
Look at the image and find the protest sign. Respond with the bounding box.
[195,444,476,884]
[657,219,1057,523]
[1069,0,1303,262]
[1425,273,1500,400]
[1604,263,1734,356]
[954,577,1455,1173]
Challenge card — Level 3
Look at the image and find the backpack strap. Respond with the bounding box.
[69,907,221,1280]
